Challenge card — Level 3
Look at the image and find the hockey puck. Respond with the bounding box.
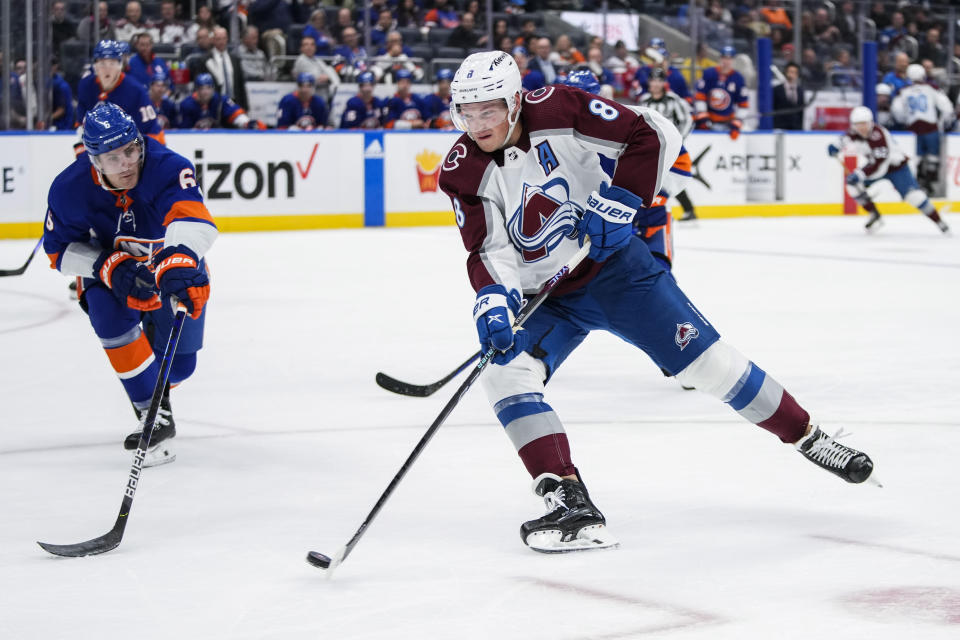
[306,551,332,569]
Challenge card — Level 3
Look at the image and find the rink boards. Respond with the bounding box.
[2,129,959,238]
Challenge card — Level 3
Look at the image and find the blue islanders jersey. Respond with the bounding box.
[153,96,179,130]
[127,54,171,89]
[340,95,387,129]
[50,74,76,131]
[421,92,453,129]
[43,136,216,271]
[178,92,245,129]
[694,67,747,123]
[384,93,427,128]
[76,72,162,137]
[276,93,329,129]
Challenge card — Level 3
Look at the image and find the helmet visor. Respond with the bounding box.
[453,99,509,134]
[91,139,143,175]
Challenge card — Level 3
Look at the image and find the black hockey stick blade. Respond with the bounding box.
[38,529,123,557]
[375,351,480,397]
[0,237,42,277]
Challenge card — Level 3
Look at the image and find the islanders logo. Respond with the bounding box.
[708,87,732,112]
[507,178,581,263]
[415,149,443,192]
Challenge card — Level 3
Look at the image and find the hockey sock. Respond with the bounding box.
[104,331,160,408]
[724,362,809,443]
[676,190,695,214]
[855,194,879,215]
[495,393,576,478]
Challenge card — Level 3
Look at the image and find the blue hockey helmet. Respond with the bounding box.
[436,68,455,82]
[296,72,316,86]
[194,72,215,87]
[562,69,601,95]
[721,45,736,58]
[394,68,413,82]
[83,103,144,185]
[650,37,666,49]
[92,40,125,61]
[356,70,376,86]
[149,70,169,85]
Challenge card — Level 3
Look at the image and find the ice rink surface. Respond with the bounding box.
[1,214,959,639]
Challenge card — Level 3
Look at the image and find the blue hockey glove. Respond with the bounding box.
[93,249,161,311]
[578,182,643,262]
[827,143,840,157]
[154,245,210,319]
[473,285,529,365]
[846,169,865,186]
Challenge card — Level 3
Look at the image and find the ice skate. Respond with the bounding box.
[864,211,883,231]
[679,209,698,222]
[521,473,619,553]
[795,425,873,484]
[124,391,176,468]
[936,219,950,234]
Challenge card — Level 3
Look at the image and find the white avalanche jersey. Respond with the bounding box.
[838,123,907,180]
[440,85,681,297]
[890,83,953,134]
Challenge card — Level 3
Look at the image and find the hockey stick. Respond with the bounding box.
[0,237,42,277]
[375,352,480,397]
[307,241,592,573]
[38,302,189,557]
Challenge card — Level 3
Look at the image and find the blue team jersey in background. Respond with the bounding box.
[276,93,329,129]
[695,67,748,122]
[340,95,387,129]
[178,92,244,129]
[76,72,161,136]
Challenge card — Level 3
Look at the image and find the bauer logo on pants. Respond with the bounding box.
[675,322,700,350]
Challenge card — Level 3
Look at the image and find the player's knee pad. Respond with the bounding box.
[845,183,866,200]
[905,188,930,210]
[482,352,548,408]
[674,340,750,400]
[169,352,197,385]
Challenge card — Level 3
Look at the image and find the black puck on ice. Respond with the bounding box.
[306,551,332,569]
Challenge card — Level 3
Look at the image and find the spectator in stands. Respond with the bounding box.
[918,28,946,69]
[340,70,387,129]
[187,5,218,42]
[464,0,485,27]
[49,57,75,131]
[334,27,369,66]
[446,12,486,51]
[551,34,585,69]
[799,10,817,48]
[513,46,544,91]
[277,72,329,129]
[247,0,294,59]
[148,71,178,130]
[77,1,117,44]
[826,48,859,89]
[155,0,188,45]
[583,46,615,89]
[740,9,771,40]
[185,27,213,78]
[394,0,422,29]
[869,1,890,31]
[128,32,171,89]
[358,0,390,30]
[605,39,639,78]
[800,46,826,88]
[882,51,911,97]
[879,11,906,51]
[493,18,510,46]
[773,61,804,130]
[528,37,557,85]
[760,0,792,31]
[51,2,77,53]
[423,0,459,29]
[498,36,514,54]
[636,47,690,101]
[371,9,396,49]
[238,25,274,81]
[293,35,340,100]
[303,9,334,55]
[204,26,249,110]
[514,18,539,51]
[116,1,157,43]
[332,7,355,43]
[813,8,841,48]
[373,32,422,82]
[834,1,857,41]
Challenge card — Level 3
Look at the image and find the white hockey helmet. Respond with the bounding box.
[849,106,874,125]
[875,82,892,97]
[450,51,523,146]
[906,63,926,83]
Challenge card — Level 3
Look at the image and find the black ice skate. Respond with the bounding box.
[124,389,176,467]
[795,426,874,484]
[864,210,883,231]
[679,209,698,222]
[520,473,619,553]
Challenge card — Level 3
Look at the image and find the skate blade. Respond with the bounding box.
[866,475,883,488]
[864,217,883,232]
[526,524,620,554]
[140,443,176,468]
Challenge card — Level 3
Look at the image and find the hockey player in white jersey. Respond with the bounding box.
[829,105,949,233]
[439,51,875,555]
[890,64,954,192]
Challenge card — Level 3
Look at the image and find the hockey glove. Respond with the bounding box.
[827,143,840,157]
[578,182,642,262]
[93,249,162,311]
[728,119,742,140]
[846,169,866,186]
[154,245,210,319]
[474,285,530,365]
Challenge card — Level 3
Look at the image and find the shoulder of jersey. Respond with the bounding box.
[521,84,585,133]
[50,155,94,204]
[438,133,493,196]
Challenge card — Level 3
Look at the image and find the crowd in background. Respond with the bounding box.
[1,0,959,131]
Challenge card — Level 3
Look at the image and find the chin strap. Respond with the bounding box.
[497,94,523,150]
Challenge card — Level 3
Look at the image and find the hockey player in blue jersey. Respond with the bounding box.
[43,102,217,466]
[148,71,179,131]
[276,72,330,130]
[384,68,427,129]
[693,46,748,139]
[179,73,266,130]
[421,68,454,130]
[76,40,164,145]
[339,71,388,129]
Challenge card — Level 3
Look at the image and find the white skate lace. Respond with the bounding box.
[544,487,568,513]
[138,406,172,428]
[806,429,857,470]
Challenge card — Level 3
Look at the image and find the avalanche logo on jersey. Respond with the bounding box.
[507,178,581,262]
[708,88,732,112]
[675,322,700,350]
